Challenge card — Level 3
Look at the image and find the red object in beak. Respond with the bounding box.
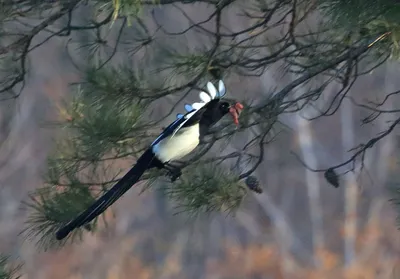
[229,102,244,126]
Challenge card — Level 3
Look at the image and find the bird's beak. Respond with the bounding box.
[229,102,244,126]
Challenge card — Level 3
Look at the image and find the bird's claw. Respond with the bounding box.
[164,163,182,182]
[167,168,182,182]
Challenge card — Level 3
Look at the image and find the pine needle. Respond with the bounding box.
[162,163,248,218]
[20,185,98,251]
[0,255,22,279]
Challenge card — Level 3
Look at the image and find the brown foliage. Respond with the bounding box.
[206,220,399,279]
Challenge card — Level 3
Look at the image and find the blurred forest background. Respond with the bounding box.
[0,0,400,278]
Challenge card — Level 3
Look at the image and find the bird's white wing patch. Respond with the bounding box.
[199,91,211,103]
[191,102,205,110]
[169,80,227,138]
[207,82,217,98]
[218,80,226,97]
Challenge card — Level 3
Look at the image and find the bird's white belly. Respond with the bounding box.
[152,124,200,163]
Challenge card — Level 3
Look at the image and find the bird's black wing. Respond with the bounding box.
[150,102,216,146]
[150,115,188,146]
[156,100,220,143]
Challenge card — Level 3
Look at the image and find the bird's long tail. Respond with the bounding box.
[55,149,155,240]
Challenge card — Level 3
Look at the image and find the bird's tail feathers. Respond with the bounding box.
[55,149,155,240]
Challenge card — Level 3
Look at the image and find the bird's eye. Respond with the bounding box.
[220,102,230,113]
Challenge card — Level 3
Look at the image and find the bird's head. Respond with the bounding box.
[218,101,244,126]
[187,80,244,129]
[200,99,244,127]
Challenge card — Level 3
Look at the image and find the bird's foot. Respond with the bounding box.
[168,168,182,182]
[165,164,182,182]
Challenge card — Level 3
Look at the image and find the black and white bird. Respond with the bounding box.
[55,80,244,240]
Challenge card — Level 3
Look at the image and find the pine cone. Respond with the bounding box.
[324,168,339,188]
[245,176,263,194]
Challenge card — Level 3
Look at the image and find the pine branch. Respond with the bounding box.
[20,184,98,250]
[319,0,400,59]
[0,255,22,279]
[161,163,248,217]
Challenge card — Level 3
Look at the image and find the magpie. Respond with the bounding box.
[55,80,244,240]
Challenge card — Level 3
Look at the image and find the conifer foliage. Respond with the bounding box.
[0,255,22,279]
